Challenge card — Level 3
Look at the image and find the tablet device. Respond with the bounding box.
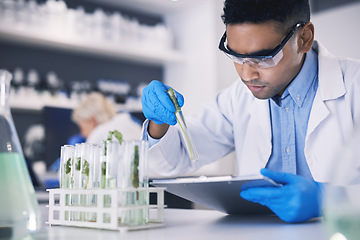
[151,175,281,215]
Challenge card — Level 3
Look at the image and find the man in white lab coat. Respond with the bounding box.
[141,0,360,223]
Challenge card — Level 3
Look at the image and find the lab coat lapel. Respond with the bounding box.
[238,97,272,175]
[306,94,329,139]
[306,41,345,139]
[249,98,272,139]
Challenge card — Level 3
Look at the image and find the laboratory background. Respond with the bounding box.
[1,0,360,207]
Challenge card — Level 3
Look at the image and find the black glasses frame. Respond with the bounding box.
[219,22,306,60]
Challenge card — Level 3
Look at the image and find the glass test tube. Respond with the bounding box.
[104,140,123,189]
[120,140,149,226]
[81,143,99,222]
[100,140,123,223]
[59,145,74,221]
[71,143,83,221]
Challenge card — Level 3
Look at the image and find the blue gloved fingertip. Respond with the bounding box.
[176,93,184,108]
[260,168,271,175]
[240,190,249,199]
[169,120,177,126]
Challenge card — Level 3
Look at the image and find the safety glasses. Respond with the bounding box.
[218,22,306,69]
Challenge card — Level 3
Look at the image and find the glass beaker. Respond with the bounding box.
[324,125,360,240]
[0,69,41,238]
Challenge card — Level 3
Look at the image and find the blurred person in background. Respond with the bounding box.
[72,92,142,144]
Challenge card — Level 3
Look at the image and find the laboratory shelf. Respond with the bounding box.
[9,95,142,112]
[0,25,184,66]
[88,0,195,15]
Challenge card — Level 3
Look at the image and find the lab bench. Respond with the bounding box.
[31,204,329,240]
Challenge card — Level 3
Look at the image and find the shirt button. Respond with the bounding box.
[285,106,289,112]
[286,147,290,154]
[296,95,301,101]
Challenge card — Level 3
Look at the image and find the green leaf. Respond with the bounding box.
[65,158,72,174]
[107,130,123,144]
[82,160,89,176]
[101,161,106,188]
[75,157,81,171]
[112,130,123,144]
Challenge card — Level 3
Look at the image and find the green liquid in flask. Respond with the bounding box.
[0,152,40,239]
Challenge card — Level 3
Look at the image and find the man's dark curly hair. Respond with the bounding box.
[221,0,310,34]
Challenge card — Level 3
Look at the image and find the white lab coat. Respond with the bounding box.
[142,41,360,183]
[87,113,142,145]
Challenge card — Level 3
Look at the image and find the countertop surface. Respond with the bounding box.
[31,204,331,240]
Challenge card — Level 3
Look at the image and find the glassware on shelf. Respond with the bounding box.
[0,69,41,239]
[323,125,360,240]
[0,0,174,51]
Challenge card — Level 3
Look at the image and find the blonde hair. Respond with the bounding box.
[72,92,117,124]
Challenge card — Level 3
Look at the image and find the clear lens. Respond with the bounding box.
[226,49,283,69]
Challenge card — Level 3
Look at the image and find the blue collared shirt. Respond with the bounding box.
[266,49,319,179]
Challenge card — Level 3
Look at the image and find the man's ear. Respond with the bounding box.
[298,22,314,53]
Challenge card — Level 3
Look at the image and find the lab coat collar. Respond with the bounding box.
[312,41,346,101]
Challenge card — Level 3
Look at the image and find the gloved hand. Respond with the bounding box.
[240,168,323,223]
[141,80,184,125]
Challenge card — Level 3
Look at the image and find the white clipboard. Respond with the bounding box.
[151,175,281,215]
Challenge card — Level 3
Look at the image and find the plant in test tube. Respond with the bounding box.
[65,158,71,174]
[109,130,123,143]
[131,145,139,189]
[100,161,106,189]
[122,141,149,226]
[101,130,124,223]
[82,159,90,189]
[103,130,123,155]
[75,157,81,171]
[101,130,123,188]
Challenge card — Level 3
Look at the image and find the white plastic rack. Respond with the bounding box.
[47,187,166,232]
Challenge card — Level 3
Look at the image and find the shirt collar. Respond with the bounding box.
[272,48,318,107]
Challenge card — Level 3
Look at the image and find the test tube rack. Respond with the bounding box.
[47,187,166,232]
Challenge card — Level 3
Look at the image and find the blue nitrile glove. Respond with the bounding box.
[240,168,323,223]
[141,80,184,125]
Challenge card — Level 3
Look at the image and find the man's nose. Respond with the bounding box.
[241,62,260,82]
